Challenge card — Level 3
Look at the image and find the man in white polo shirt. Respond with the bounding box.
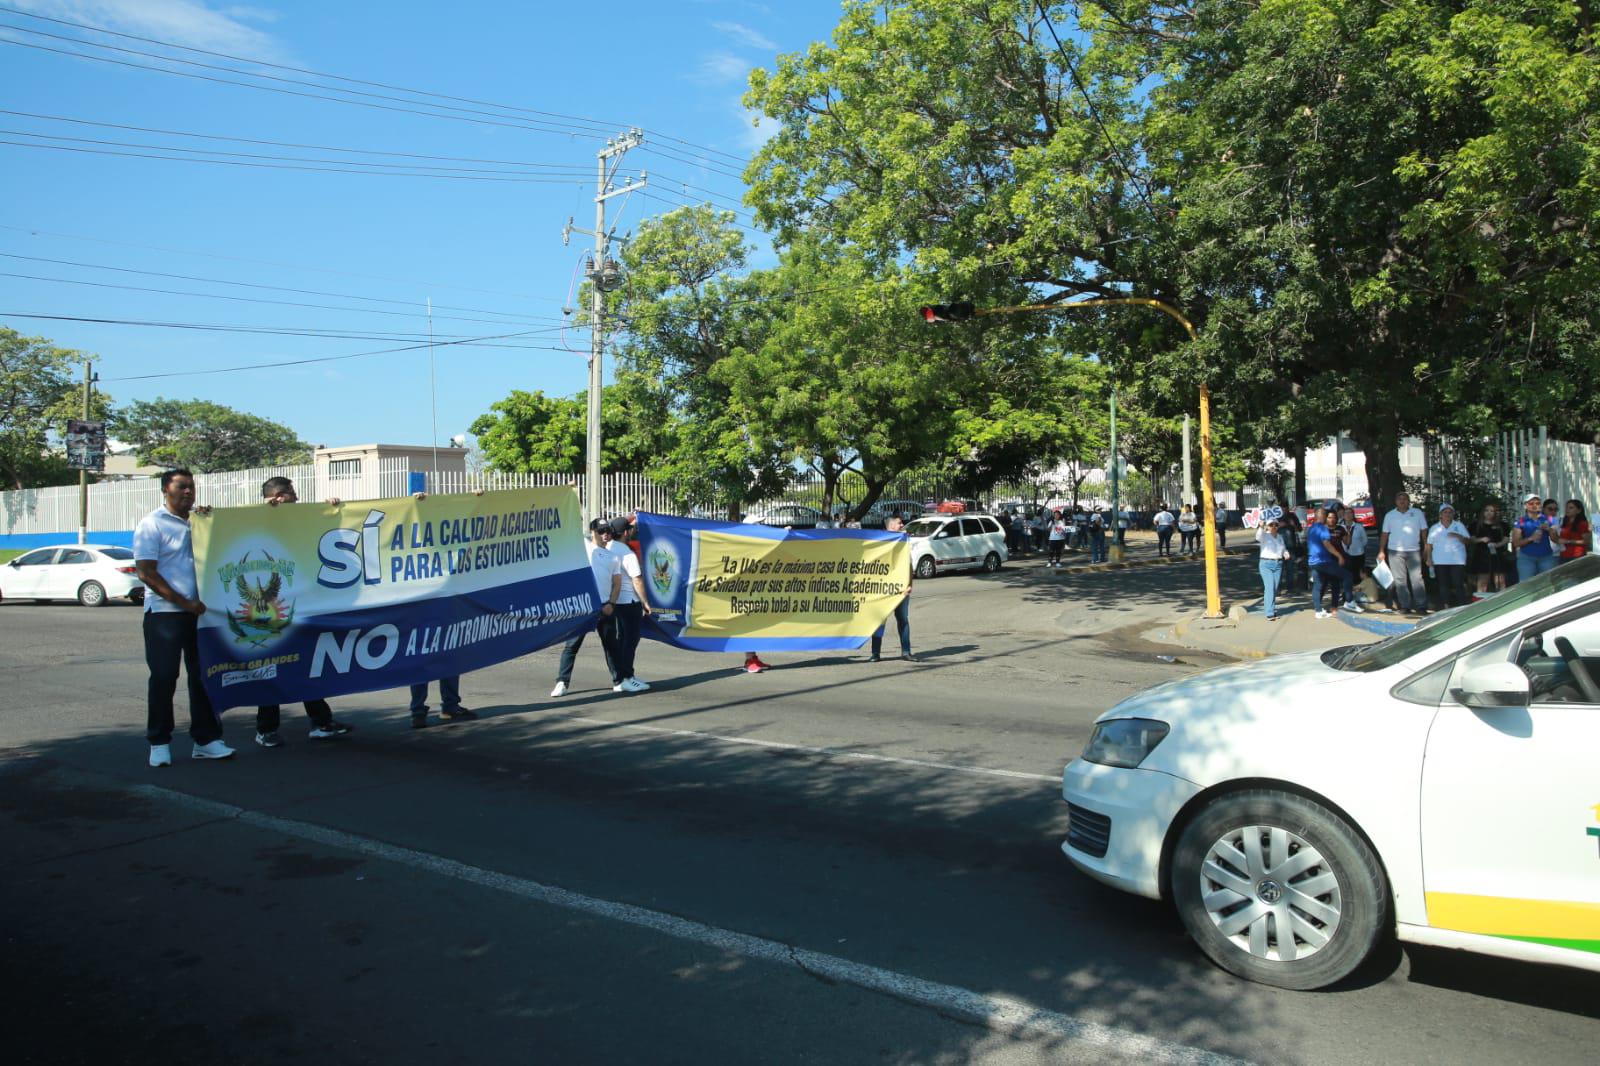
[133,469,233,767]
[1378,490,1429,614]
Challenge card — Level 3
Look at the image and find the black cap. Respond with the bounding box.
[589,517,610,533]
[608,516,632,537]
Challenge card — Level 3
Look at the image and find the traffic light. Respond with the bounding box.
[918,301,976,323]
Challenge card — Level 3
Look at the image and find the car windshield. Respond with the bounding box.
[904,519,945,538]
[1326,556,1600,672]
[100,547,134,560]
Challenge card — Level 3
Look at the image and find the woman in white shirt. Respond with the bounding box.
[1047,510,1069,567]
[1424,503,1472,609]
[1178,504,1199,554]
[1256,516,1290,620]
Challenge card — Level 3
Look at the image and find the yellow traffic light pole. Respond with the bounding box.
[972,297,1223,618]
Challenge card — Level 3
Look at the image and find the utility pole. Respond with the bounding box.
[1108,387,1122,562]
[77,360,94,545]
[565,130,645,524]
[427,297,438,488]
[1182,413,1192,505]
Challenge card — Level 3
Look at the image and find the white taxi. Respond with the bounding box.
[1061,555,1600,989]
[0,544,145,606]
[903,513,1007,578]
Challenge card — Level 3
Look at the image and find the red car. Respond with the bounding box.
[1350,496,1378,529]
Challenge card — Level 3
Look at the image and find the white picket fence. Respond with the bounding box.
[421,469,680,518]
[1493,428,1599,509]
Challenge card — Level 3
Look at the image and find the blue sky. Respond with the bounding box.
[0,0,842,450]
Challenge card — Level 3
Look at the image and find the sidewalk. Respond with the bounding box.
[1154,590,1416,660]
[1010,529,1255,575]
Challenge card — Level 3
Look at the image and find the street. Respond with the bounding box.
[3,554,1597,1065]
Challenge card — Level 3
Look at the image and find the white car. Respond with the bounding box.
[0,544,145,606]
[742,503,826,529]
[860,499,929,528]
[1061,555,1600,990]
[903,514,1007,578]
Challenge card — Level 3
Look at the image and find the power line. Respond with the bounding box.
[0,2,750,169]
[0,270,563,328]
[1032,3,1157,214]
[0,109,627,171]
[0,222,564,303]
[0,132,598,183]
[0,252,567,322]
[0,311,572,345]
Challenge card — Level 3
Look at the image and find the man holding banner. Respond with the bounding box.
[869,515,916,661]
[190,486,599,718]
[551,519,631,697]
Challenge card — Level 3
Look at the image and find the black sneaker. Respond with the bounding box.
[868,654,880,662]
[309,720,353,740]
[439,707,477,722]
[254,731,283,748]
[410,714,430,729]
[901,653,921,662]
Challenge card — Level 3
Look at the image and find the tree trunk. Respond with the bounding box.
[1293,440,1307,508]
[1350,423,1406,512]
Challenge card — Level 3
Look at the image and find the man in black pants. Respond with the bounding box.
[134,469,232,767]
[870,516,917,662]
[253,476,354,747]
[550,519,624,697]
[607,515,652,693]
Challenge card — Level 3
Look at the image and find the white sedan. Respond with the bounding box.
[0,544,145,606]
[1061,555,1600,989]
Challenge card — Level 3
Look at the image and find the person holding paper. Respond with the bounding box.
[1255,515,1290,621]
[1378,491,1429,614]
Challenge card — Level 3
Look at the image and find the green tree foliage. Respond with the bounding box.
[469,386,650,475]
[118,398,309,472]
[0,327,112,489]
[606,205,791,516]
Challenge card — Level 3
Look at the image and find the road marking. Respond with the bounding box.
[132,782,1247,1066]
[556,714,1060,783]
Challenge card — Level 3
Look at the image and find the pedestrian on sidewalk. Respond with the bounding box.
[1089,510,1108,563]
[1256,515,1290,620]
[1560,499,1590,562]
[551,518,626,696]
[1378,491,1429,614]
[1031,510,1050,553]
[1339,506,1369,592]
[1214,503,1229,548]
[134,468,233,767]
[1308,507,1359,619]
[1115,506,1130,546]
[1278,507,1302,592]
[1153,503,1176,557]
[1469,502,1509,595]
[1048,509,1068,567]
[1177,504,1199,555]
[1425,504,1472,609]
[870,516,916,661]
[1511,492,1559,583]
[253,476,354,748]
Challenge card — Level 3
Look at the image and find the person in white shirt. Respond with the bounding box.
[1378,491,1430,614]
[606,515,652,692]
[1425,503,1472,608]
[1255,516,1291,620]
[1339,505,1370,596]
[1177,504,1199,554]
[133,468,232,767]
[1213,503,1229,547]
[1047,510,1068,567]
[1152,503,1176,556]
[551,519,625,697]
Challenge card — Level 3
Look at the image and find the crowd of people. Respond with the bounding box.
[1254,490,1590,621]
[997,500,1229,566]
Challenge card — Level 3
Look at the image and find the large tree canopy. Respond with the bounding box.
[469,386,652,475]
[0,327,112,490]
[118,398,309,472]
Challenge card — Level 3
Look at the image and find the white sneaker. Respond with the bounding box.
[612,682,627,693]
[622,677,650,693]
[550,680,569,697]
[149,744,171,768]
[1345,602,1365,613]
[1315,610,1330,620]
[191,739,236,760]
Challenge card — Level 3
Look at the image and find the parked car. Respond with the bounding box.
[742,503,825,529]
[903,513,1008,578]
[0,544,145,606]
[1349,495,1378,529]
[934,498,979,515]
[861,499,933,528]
[1060,555,1600,990]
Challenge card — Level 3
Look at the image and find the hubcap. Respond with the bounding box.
[1198,825,1341,963]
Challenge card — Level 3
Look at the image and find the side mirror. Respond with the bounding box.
[1451,662,1531,709]
[7,559,18,567]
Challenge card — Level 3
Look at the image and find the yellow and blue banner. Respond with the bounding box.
[635,512,909,651]
[192,488,596,711]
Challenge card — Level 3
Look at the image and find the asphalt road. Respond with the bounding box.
[2,553,1596,1065]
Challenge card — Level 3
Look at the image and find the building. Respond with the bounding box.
[313,442,466,486]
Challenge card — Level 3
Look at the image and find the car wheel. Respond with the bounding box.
[77,581,107,607]
[915,556,937,580]
[982,551,1001,572]
[1170,789,1388,990]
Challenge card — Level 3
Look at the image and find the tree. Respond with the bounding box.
[469,386,651,475]
[117,398,309,471]
[607,205,792,517]
[0,327,112,489]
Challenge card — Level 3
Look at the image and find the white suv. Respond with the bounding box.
[903,514,1007,578]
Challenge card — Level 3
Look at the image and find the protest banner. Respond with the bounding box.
[192,488,596,711]
[635,512,910,651]
[1242,505,1284,530]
